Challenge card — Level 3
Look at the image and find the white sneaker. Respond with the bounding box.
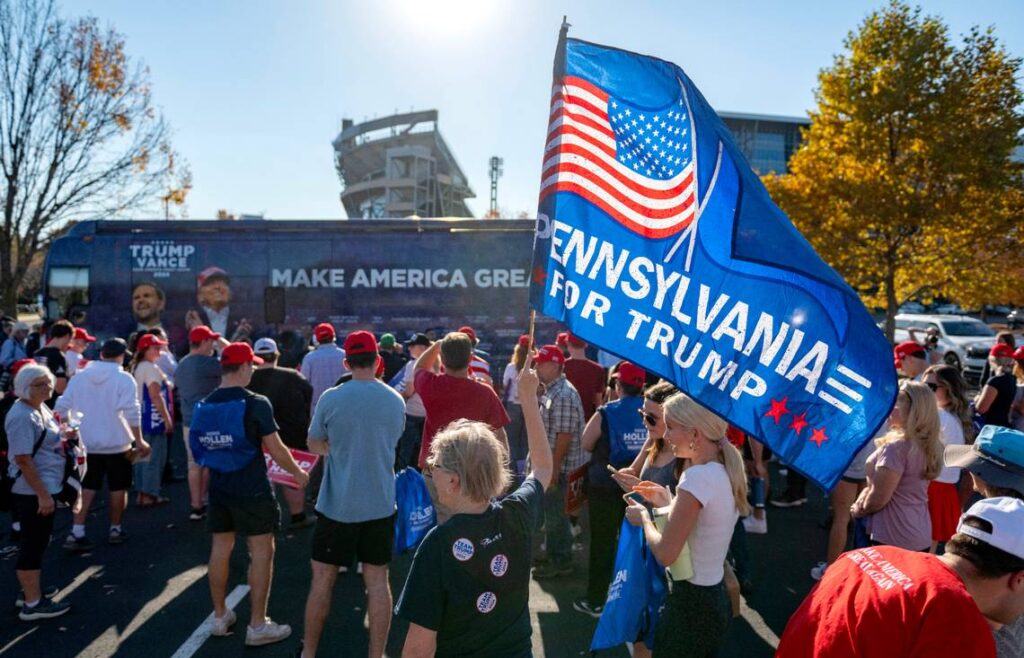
[210,609,236,637]
[810,562,828,581]
[245,618,292,646]
[742,515,768,535]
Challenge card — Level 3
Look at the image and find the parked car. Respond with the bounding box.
[932,303,963,315]
[1008,309,1024,330]
[898,301,926,314]
[892,314,997,385]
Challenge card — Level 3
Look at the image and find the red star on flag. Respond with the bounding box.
[763,397,790,425]
[532,266,548,285]
[810,427,829,447]
[789,412,809,436]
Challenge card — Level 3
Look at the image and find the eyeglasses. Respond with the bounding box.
[29,381,53,389]
[423,462,451,478]
[637,409,658,427]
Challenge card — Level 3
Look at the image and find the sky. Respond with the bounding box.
[73,0,1024,220]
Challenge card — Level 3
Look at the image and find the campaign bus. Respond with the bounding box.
[43,219,556,366]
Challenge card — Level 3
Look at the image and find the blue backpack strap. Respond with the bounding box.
[188,397,257,472]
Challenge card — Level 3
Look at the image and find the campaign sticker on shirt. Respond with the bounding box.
[452,538,475,562]
[490,554,509,578]
[476,591,498,614]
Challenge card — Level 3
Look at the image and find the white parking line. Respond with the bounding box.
[170,585,250,658]
[53,565,103,603]
[740,597,780,649]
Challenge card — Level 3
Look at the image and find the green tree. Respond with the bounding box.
[764,1,1024,339]
[0,0,190,315]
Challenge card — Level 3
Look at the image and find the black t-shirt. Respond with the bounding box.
[248,367,313,449]
[395,477,544,658]
[982,373,1017,427]
[380,350,407,384]
[200,386,279,503]
[33,346,68,408]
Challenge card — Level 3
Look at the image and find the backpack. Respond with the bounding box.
[604,397,648,466]
[393,468,436,554]
[188,397,258,472]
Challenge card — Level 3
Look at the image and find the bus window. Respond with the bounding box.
[47,267,89,320]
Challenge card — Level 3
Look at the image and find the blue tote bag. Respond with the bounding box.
[394,468,436,554]
[590,518,647,652]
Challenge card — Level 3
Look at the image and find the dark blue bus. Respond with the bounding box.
[43,219,552,361]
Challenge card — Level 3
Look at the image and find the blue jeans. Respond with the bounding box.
[134,433,167,497]
[543,474,572,566]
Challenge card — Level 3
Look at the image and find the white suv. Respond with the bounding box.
[892,314,997,385]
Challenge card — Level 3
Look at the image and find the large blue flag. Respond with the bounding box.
[529,31,897,490]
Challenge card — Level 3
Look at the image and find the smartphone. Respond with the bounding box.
[622,491,644,505]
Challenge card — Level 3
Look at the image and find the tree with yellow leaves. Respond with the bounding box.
[0,0,191,315]
[764,1,1024,340]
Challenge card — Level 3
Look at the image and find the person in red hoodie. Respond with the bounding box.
[776,496,1024,658]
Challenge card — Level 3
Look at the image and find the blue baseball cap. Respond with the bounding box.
[945,426,1024,495]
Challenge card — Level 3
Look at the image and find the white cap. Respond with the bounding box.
[253,337,278,355]
[957,497,1024,560]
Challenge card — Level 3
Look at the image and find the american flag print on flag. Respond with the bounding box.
[540,75,697,238]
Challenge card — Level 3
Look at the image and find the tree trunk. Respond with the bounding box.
[0,275,18,319]
[884,259,898,344]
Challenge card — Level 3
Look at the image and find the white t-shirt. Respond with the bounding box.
[134,360,171,402]
[678,461,739,586]
[936,408,965,484]
[502,362,521,405]
[400,360,425,418]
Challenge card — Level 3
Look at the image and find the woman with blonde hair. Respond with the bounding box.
[396,355,552,657]
[851,381,943,551]
[626,392,749,657]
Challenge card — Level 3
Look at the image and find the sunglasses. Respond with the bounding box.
[637,409,658,426]
[925,382,941,392]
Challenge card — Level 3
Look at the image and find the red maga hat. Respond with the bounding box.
[220,342,263,366]
[136,334,168,353]
[534,344,566,366]
[73,328,96,343]
[313,323,336,343]
[613,362,646,388]
[991,343,1015,359]
[343,330,378,356]
[457,325,477,343]
[189,325,221,343]
[893,341,927,369]
[196,266,230,288]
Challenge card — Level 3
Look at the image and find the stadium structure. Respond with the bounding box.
[333,110,475,219]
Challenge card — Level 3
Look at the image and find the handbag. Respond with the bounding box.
[393,468,436,554]
[590,519,648,651]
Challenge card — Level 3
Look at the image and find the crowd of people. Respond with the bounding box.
[2,310,1024,657]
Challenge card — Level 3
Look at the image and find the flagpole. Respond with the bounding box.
[554,16,570,79]
[528,310,536,348]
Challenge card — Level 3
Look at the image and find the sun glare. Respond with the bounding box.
[394,0,497,37]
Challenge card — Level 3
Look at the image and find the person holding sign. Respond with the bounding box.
[625,392,750,656]
[189,342,309,647]
[298,331,405,658]
[575,362,649,618]
[395,354,552,657]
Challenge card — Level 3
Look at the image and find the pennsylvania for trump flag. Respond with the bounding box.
[529,30,898,490]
